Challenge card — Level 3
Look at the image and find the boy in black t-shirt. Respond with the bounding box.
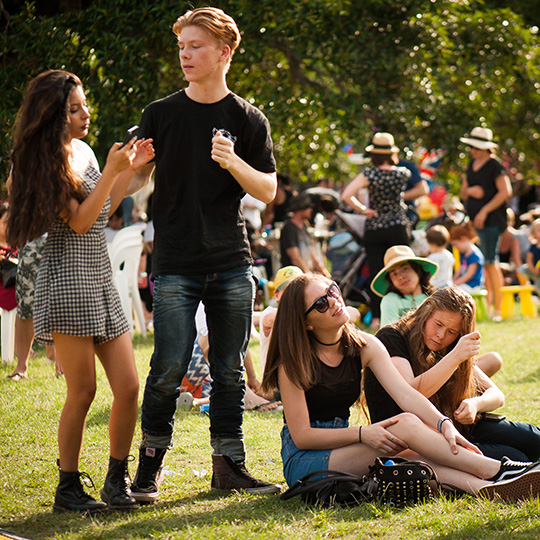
[127,7,279,501]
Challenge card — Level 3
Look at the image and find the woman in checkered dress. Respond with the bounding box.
[7,70,154,513]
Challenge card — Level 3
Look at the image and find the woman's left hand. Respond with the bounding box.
[441,420,482,455]
[362,418,409,454]
[132,138,155,170]
[473,209,487,229]
[454,398,478,425]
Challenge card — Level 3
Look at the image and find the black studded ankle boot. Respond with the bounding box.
[100,456,138,510]
[54,468,108,514]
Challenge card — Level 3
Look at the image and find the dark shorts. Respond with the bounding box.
[476,226,500,265]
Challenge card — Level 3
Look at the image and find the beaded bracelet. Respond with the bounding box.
[437,416,452,433]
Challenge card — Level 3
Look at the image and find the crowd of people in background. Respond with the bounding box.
[4,5,540,515]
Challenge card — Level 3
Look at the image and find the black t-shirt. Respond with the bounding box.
[279,220,312,268]
[273,188,294,224]
[139,90,276,275]
[363,326,409,423]
[464,157,507,232]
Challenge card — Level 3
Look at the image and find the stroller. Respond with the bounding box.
[327,210,371,312]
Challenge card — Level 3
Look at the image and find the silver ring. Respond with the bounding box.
[390,435,394,442]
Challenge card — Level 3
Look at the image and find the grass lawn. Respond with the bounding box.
[2,316,540,539]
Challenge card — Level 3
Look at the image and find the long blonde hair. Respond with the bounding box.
[262,274,366,393]
[393,286,478,424]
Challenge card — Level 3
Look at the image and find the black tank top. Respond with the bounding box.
[303,352,363,422]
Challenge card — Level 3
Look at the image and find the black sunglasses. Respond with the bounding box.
[305,282,341,316]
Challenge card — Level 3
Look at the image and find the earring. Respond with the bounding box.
[306,325,313,331]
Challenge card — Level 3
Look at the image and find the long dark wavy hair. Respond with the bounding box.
[7,70,88,248]
[385,261,435,298]
[392,286,478,427]
[262,273,367,393]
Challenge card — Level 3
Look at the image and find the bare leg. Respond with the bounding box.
[10,317,34,378]
[485,263,504,313]
[476,352,503,377]
[45,344,63,377]
[328,413,501,494]
[244,386,281,411]
[96,332,139,460]
[53,334,97,472]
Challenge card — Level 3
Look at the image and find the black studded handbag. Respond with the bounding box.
[371,457,437,508]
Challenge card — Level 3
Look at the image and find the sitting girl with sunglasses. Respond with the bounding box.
[261,273,540,500]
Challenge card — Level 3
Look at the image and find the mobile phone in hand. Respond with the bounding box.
[121,125,139,147]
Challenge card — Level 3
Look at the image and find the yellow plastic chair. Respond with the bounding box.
[500,285,537,320]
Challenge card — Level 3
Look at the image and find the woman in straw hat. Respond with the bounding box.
[342,132,411,329]
[459,127,512,322]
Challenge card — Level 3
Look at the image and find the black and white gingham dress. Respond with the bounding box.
[34,163,130,345]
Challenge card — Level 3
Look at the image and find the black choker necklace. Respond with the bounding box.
[313,335,342,346]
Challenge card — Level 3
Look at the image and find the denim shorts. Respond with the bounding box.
[476,226,500,264]
[281,417,348,486]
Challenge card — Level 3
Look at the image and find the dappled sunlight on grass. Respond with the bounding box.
[2,317,540,538]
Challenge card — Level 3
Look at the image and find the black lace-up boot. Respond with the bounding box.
[100,456,139,510]
[53,467,108,514]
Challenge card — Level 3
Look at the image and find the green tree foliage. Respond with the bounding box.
[1,0,539,190]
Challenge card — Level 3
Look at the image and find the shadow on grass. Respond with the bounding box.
[5,492,540,540]
[1,490,376,540]
[431,521,540,540]
[515,366,540,384]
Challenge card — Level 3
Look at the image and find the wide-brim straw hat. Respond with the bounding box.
[460,127,498,150]
[370,245,439,297]
[365,132,399,154]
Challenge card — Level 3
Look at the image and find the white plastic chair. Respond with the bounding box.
[1,307,16,363]
[108,225,146,338]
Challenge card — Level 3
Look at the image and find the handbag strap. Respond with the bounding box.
[280,469,367,500]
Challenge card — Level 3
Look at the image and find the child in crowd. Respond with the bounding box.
[450,224,485,293]
[371,245,437,327]
[178,304,280,413]
[258,266,304,371]
[517,218,540,293]
[426,224,455,289]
